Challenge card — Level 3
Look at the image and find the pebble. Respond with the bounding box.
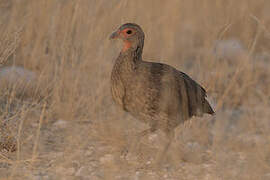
[53,120,68,129]
[99,154,114,164]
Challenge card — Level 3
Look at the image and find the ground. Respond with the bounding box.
[0,0,270,179]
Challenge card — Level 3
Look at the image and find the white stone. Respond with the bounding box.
[53,120,68,129]
[99,154,114,164]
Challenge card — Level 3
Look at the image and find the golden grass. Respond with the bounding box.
[0,0,270,179]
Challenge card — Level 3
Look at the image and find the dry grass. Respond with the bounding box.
[0,0,270,179]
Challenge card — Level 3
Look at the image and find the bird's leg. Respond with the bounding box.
[154,130,175,167]
[126,126,157,160]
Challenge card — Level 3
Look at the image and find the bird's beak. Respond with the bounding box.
[109,30,120,40]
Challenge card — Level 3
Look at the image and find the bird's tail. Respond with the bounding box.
[203,100,215,115]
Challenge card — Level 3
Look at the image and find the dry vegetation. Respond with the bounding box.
[0,0,270,179]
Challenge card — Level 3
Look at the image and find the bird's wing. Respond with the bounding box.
[174,69,213,117]
[177,71,207,97]
[138,61,214,119]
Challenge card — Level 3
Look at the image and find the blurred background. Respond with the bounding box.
[0,0,270,179]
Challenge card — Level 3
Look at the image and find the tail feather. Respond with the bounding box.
[203,100,215,115]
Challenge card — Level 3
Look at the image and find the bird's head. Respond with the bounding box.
[110,23,145,52]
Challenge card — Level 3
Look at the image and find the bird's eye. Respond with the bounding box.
[126,30,132,34]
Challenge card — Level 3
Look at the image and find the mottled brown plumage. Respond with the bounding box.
[110,23,214,138]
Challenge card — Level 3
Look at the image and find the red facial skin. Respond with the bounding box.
[120,28,134,52]
[122,40,132,52]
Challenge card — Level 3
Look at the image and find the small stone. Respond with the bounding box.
[134,171,140,180]
[148,133,158,141]
[99,154,114,164]
[53,120,68,129]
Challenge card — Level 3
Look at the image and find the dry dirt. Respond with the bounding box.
[0,0,270,179]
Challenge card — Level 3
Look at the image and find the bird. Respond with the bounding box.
[109,23,214,161]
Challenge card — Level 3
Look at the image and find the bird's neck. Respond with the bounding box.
[116,44,143,70]
[122,41,143,58]
[121,38,144,58]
